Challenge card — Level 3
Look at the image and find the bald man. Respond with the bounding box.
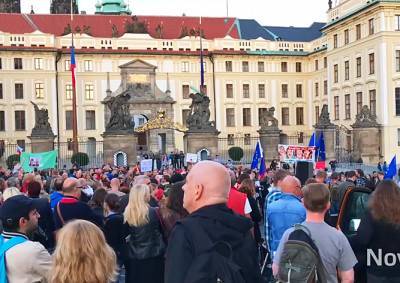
[54,177,103,229]
[109,178,124,197]
[165,161,262,283]
[266,175,306,258]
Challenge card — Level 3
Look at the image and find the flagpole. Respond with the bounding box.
[199,16,205,94]
[71,0,78,154]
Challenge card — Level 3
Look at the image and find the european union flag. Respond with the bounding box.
[259,156,266,178]
[384,156,397,180]
[251,141,262,170]
[316,132,326,161]
[308,132,316,147]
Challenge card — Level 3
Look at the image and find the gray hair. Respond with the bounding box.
[6,177,20,189]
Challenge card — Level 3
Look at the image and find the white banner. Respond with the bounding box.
[186,153,198,163]
[140,159,153,172]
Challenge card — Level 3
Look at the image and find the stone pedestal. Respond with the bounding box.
[102,133,138,166]
[259,129,280,162]
[184,131,219,160]
[28,136,55,153]
[352,127,381,164]
[315,127,336,161]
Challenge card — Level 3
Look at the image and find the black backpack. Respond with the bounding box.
[182,221,246,283]
[278,224,327,283]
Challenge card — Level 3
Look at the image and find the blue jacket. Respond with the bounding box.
[50,192,63,210]
[267,193,306,255]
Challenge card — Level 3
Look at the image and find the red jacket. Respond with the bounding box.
[227,188,247,216]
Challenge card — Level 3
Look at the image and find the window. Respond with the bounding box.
[226,108,235,127]
[84,60,93,71]
[324,80,328,95]
[296,62,302,72]
[0,83,2,99]
[85,84,94,100]
[182,109,191,128]
[369,18,375,35]
[34,83,44,99]
[182,85,190,99]
[242,108,251,126]
[344,29,349,45]
[182,61,189,72]
[356,57,362,78]
[65,111,73,130]
[242,61,249,72]
[202,61,207,73]
[396,15,400,31]
[225,61,232,72]
[315,60,319,71]
[0,111,4,131]
[369,53,375,75]
[15,110,25,131]
[334,96,339,120]
[296,84,303,98]
[258,84,265,98]
[345,60,350,81]
[258,61,264,72]
[65,84,73,100]
[397,129,400,146]
[333,34,338,48]
[0,58,2,69]
[315,106,320,124]
[296,107,304,125]
[370,90,376,116]
[228,134,234,145]
[281,107,289,125]
[85,110,96,130]
[226,84,233,98]
[396,50,400,72]
[281,62,288,72]
[324,57,327,68]
[356,24,361,40]
[65,60,71,71]
[34,58,43,70]
[356,92,363,114]
[14,58,22,70]
[258,108,267,125]
[15,83,23,99]
[345,94,351,119]
[334,64,338,83]
[281,84,288,98]
[396,88,400,116]
[315,82,319,97]
[243,84,250,98]
[244,134,251,145]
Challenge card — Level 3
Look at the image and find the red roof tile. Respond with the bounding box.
[0,14,239,40]
[0,13,35,34]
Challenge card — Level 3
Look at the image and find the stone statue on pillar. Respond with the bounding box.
[352,105,379,128]
[315,104,335,128]
[104,93,135,133]
[184,92,219,159]
[29,102,55,153]
[31,102,54,137]
[258,107,281,162]
[259,107,279,131]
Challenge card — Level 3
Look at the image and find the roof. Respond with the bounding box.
[0,13,239,40]
[264,22,325,42]
[237,19,275,40]
[0,14,35,34]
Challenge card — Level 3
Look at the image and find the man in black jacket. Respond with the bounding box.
[165,161,261,283]
[54,177,103,229]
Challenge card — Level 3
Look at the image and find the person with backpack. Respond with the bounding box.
[0,195,52,282]
[165,161,261,283]
[273,183,357,283]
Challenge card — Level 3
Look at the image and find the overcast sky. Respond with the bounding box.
[21,0,328,26]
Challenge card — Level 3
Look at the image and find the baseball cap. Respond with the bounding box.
[0,195,35,225]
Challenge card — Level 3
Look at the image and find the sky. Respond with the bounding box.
[21,0,328,27]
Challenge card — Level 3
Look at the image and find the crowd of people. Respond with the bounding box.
[0,159,399,283]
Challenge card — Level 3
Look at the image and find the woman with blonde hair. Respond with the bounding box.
[51,220,117,283]
[350,180,400,282]
[123,184,165,283]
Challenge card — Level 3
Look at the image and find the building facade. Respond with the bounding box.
[0,0,399,161]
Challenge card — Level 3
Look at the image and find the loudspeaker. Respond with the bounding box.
[295,161,314,186]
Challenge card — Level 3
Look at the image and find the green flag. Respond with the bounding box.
[21,150,58,173]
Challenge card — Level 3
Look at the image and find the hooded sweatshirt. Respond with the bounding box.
[165,204,262,283]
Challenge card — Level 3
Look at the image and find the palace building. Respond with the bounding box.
[0,0,399,162]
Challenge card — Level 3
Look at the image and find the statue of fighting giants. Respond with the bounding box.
[105,93,135,132]
[186,93,214,130]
